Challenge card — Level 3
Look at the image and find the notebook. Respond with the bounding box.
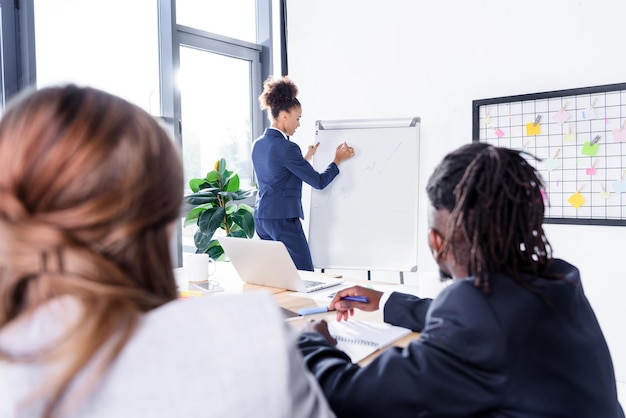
[328,319,412,363]
[217,236,344,293]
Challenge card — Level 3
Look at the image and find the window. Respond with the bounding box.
[33,0,160,112]
[176,0,257,43]
[0,0,283,263]
[0,0,20,106]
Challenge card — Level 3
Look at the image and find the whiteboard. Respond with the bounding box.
[308,117,420,271]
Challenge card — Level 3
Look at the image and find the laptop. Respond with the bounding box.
[217,236,344,292]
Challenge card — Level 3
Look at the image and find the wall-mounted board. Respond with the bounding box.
[473,83,626,226]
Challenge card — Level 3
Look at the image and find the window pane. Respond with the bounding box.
[33,0,159,112]
[179,46,253,192]
[176,0,257,43]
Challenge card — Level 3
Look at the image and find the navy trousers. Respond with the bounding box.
[254,217,314,271]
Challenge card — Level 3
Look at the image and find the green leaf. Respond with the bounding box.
[193,229,213,253]
[218,191,240,202]
[185,195,218,205]
[189,178,206,193]
[236,189,257,199]
[224,172,240,192]
[198,206,225,241]
[227,230,248,238]
[231,208,255,238]
[205,170,220,183]
[224,204,237,215]
[237,203,254,213]
[184,206,207,226]
[216,158,226,174]
[207,244,226,261]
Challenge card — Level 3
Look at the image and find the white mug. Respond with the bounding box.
[183,253,216,282]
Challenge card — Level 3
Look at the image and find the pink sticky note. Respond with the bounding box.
[586,167,596,176]
[612,128,626,142]
[494,128,504,138]
[553,109,571,125]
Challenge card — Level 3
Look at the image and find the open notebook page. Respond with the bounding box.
[327,319,412,363]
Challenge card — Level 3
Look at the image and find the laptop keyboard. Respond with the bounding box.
[303,279,325,289]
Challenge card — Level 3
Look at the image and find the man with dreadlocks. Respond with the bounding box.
[298,142,624,418]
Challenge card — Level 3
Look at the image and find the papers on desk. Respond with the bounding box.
[328,319,411,363]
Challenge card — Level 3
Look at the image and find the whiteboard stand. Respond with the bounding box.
[309,117,421,277]
[321,268,405,284]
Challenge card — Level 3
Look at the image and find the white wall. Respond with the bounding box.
[286,0,626,402]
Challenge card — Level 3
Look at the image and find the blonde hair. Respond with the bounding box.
[0,85,184,417]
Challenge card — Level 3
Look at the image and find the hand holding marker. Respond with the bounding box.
[298,295,369,316]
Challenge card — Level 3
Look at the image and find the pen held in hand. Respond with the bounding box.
[340,295,369,303]
[298,306,330,316]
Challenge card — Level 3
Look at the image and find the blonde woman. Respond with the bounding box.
[0,85,334,418]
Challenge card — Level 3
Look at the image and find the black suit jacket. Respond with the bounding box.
[299,259,624,418]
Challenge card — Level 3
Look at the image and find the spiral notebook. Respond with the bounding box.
[328,320,412,363]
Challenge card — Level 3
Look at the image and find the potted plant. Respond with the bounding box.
[184,158,257,260]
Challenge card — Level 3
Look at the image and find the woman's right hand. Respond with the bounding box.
[333,142,355,165]
[329,286,383,322]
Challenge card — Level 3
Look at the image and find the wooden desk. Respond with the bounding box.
[183,261,421,364]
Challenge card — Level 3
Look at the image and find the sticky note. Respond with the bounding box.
[553,109,571,125]
[582,107,596,120]
[567,192,585,208]
[526,122,540,136]
[543,159,561,171]
[611,179,626,193]
[585,167,596,176]
[581,141,599,156]
[494,128,505,138]
[564,130,576,142]
[612,128,626,142]
[600,189,611,199]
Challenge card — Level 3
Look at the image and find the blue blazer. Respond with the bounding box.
[252,128,339,219]
[299,259,625,418]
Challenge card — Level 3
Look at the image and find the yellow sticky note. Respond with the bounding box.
[526,122,540,136]
[567,192,585,208]
[564,131,575,142]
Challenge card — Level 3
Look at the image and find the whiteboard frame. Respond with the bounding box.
[309,117,421,272]
[473,83,626,227]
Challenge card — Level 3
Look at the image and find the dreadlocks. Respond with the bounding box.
[426,142,554,294]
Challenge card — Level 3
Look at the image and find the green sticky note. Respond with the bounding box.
[581,141,599,156]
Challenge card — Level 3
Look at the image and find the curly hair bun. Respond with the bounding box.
[258,75,299,113]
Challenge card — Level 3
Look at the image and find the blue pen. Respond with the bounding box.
[340,295,369,303]
[298,306,330,316]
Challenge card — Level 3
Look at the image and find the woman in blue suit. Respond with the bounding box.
[252,76,354,271]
